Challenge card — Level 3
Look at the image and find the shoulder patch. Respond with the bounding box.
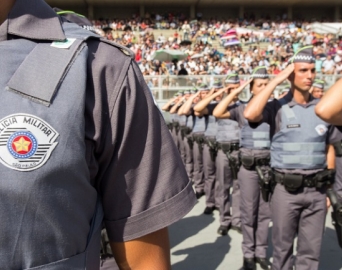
[0,114,59,171]
[51,38,76,49]
[315,124,328,136]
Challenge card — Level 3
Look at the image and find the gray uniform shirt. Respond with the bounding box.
[230,101,271,159]
[1,0,196,244]
[261,92,336,175]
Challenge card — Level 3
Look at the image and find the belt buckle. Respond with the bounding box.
[255,158,262,166]
[232,143,239,151]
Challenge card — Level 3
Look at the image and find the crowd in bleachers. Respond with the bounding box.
[91,14,342,77]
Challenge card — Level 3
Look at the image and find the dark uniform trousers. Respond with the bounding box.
[238,165,271,259]
[171,128,179,149]
[177,129,186,163]
[202,144,218,208]
[335,156,342,197]
[193,140,204,193]
[215,149,241,227]
[184,135,194,180]
[271,185,327,270]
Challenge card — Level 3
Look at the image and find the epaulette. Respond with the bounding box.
[100,38,135,59]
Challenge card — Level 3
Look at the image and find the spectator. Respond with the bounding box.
[178,64,188,76]
[335,55,342,74]
[182,20,191,40]
[315,55,323,74]
[322,55,335,74]
[91,15,342,78]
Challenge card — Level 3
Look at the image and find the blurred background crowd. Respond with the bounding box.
[90,14,342,77]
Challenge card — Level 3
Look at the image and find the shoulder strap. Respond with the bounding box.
[100,38,135,59]
[278,98,296,121]
[6,22,134,107]
[62,22,135,58]
[7,38,86,107]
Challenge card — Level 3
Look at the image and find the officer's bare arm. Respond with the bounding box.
[169,98,185,114]
[177,100,188,115]
[179,92,200,116]
[161,98,177,112]
[213,80,252,119]
[327,144,336,170]
[111,227,171,270]
[244,64,294,122]
[326,144,335,208]
[0,0,15,25]
[194,87,226,116]
[315,78,342,125]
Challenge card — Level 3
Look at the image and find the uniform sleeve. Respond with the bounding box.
[229,105,239,121]
[327,125,342,144]
[207,103,217,115]
[261,102,274,125]
[86,42,196,242]
[248,100,280,137]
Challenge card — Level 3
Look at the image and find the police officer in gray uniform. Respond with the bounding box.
[180,84,210,198]
[170,91,190,163]
[171,92,185,149]
[311,80,342,200]
[162,94,176,125]
[162,92,182,147]
[193,80,225,214]
[310,79,325,99]
[315,77,342,121]
[315,78,342,198]
[244,46,336,270]
[330,127,342,197]
[0,1,196,269]
[277,86,290,99]
[178,90,193,164]
[178,89,199,181]
[211,73,244,235]
[215,67,272,270]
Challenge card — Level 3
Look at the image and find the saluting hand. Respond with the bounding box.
[274,63,294,84]
[194,91,201,97]
[207,88,217,96]
[231,78,253,95]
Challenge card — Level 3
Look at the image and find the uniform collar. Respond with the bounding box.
[282,90,316,108]
[2,0,66,41]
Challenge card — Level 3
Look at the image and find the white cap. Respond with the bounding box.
[335,55,341,63]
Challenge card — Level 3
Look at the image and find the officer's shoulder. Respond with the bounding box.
[97,38,135,59]
[62,22,135,59]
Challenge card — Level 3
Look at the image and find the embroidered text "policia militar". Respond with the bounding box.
[0,114,59,172]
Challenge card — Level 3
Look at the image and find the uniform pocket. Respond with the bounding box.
[25,250,86,270]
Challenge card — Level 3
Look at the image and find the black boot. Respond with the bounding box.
[217,225,230,236]
[243,257,256,270]
[255,257,271,270]
[203,206,215,215]
[195,190,205,199]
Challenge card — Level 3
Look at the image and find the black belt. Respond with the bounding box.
[217,142,239,153]
[205,137,216,145]
[183,127,192,134]
[240,156,270,170]
[193,133,204,144]
[273,169,335,192]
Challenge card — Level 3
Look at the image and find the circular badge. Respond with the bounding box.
[7,131,38,159]
[0,114,59,171]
